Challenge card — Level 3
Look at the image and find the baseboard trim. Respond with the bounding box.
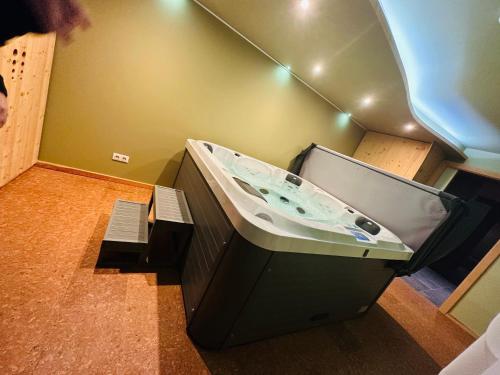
[36,161,154,189]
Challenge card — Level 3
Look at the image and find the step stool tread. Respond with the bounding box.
[154,186,193,224]
[103,200,149,244]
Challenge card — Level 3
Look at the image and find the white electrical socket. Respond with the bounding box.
[112,152,129,164]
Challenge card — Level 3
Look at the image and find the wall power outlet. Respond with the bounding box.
[112,152,129,164]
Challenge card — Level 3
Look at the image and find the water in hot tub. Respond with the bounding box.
[223,152,341,222]
[253,186,314,219]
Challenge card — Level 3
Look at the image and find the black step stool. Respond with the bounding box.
[98,185,193,268]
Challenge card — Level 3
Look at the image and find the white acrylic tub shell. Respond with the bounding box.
[185,139,414,261]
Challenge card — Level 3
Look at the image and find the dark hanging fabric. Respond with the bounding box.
[0,1,46,98]
[288,143,317,175]
[0,75,7,97]
[0,0,44,47]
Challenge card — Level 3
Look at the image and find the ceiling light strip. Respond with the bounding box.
[192,0,366,130]
[370,0,466,158]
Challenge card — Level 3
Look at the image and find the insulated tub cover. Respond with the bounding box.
[290,144,469,275]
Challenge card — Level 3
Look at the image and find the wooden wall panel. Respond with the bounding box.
[0,33,55,187]
[413,142,445,184]
[353,131,435,180]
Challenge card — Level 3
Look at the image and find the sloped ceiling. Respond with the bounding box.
[194,0,499,159]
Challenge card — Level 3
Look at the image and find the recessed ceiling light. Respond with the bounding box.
[312,64,322,75]
[346,113,352,118]
[299,0,310,10]
[361,96,374,107]
[404,122,416,131]
[285,65,291,71]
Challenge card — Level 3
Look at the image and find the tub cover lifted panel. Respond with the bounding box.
[290,144,471,275]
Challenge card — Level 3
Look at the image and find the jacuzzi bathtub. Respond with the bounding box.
[174,139,413,349]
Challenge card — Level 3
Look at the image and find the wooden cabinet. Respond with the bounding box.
[0,33,55,187]
[353,131,444,184]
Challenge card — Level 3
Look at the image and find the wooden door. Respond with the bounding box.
[0,33,55,187]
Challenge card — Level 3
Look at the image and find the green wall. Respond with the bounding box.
[450,257,500,336]
[39,0,364,185]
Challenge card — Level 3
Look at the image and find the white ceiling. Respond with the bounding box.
[195,0,500,158]
[378,0,500,154]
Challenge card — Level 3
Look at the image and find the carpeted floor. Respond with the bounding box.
[403,267,456,306]
[0,166,475,374]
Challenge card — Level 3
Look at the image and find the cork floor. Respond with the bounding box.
[0,166,475,374]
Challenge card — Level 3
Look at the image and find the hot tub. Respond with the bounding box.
[174,139,413,349]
